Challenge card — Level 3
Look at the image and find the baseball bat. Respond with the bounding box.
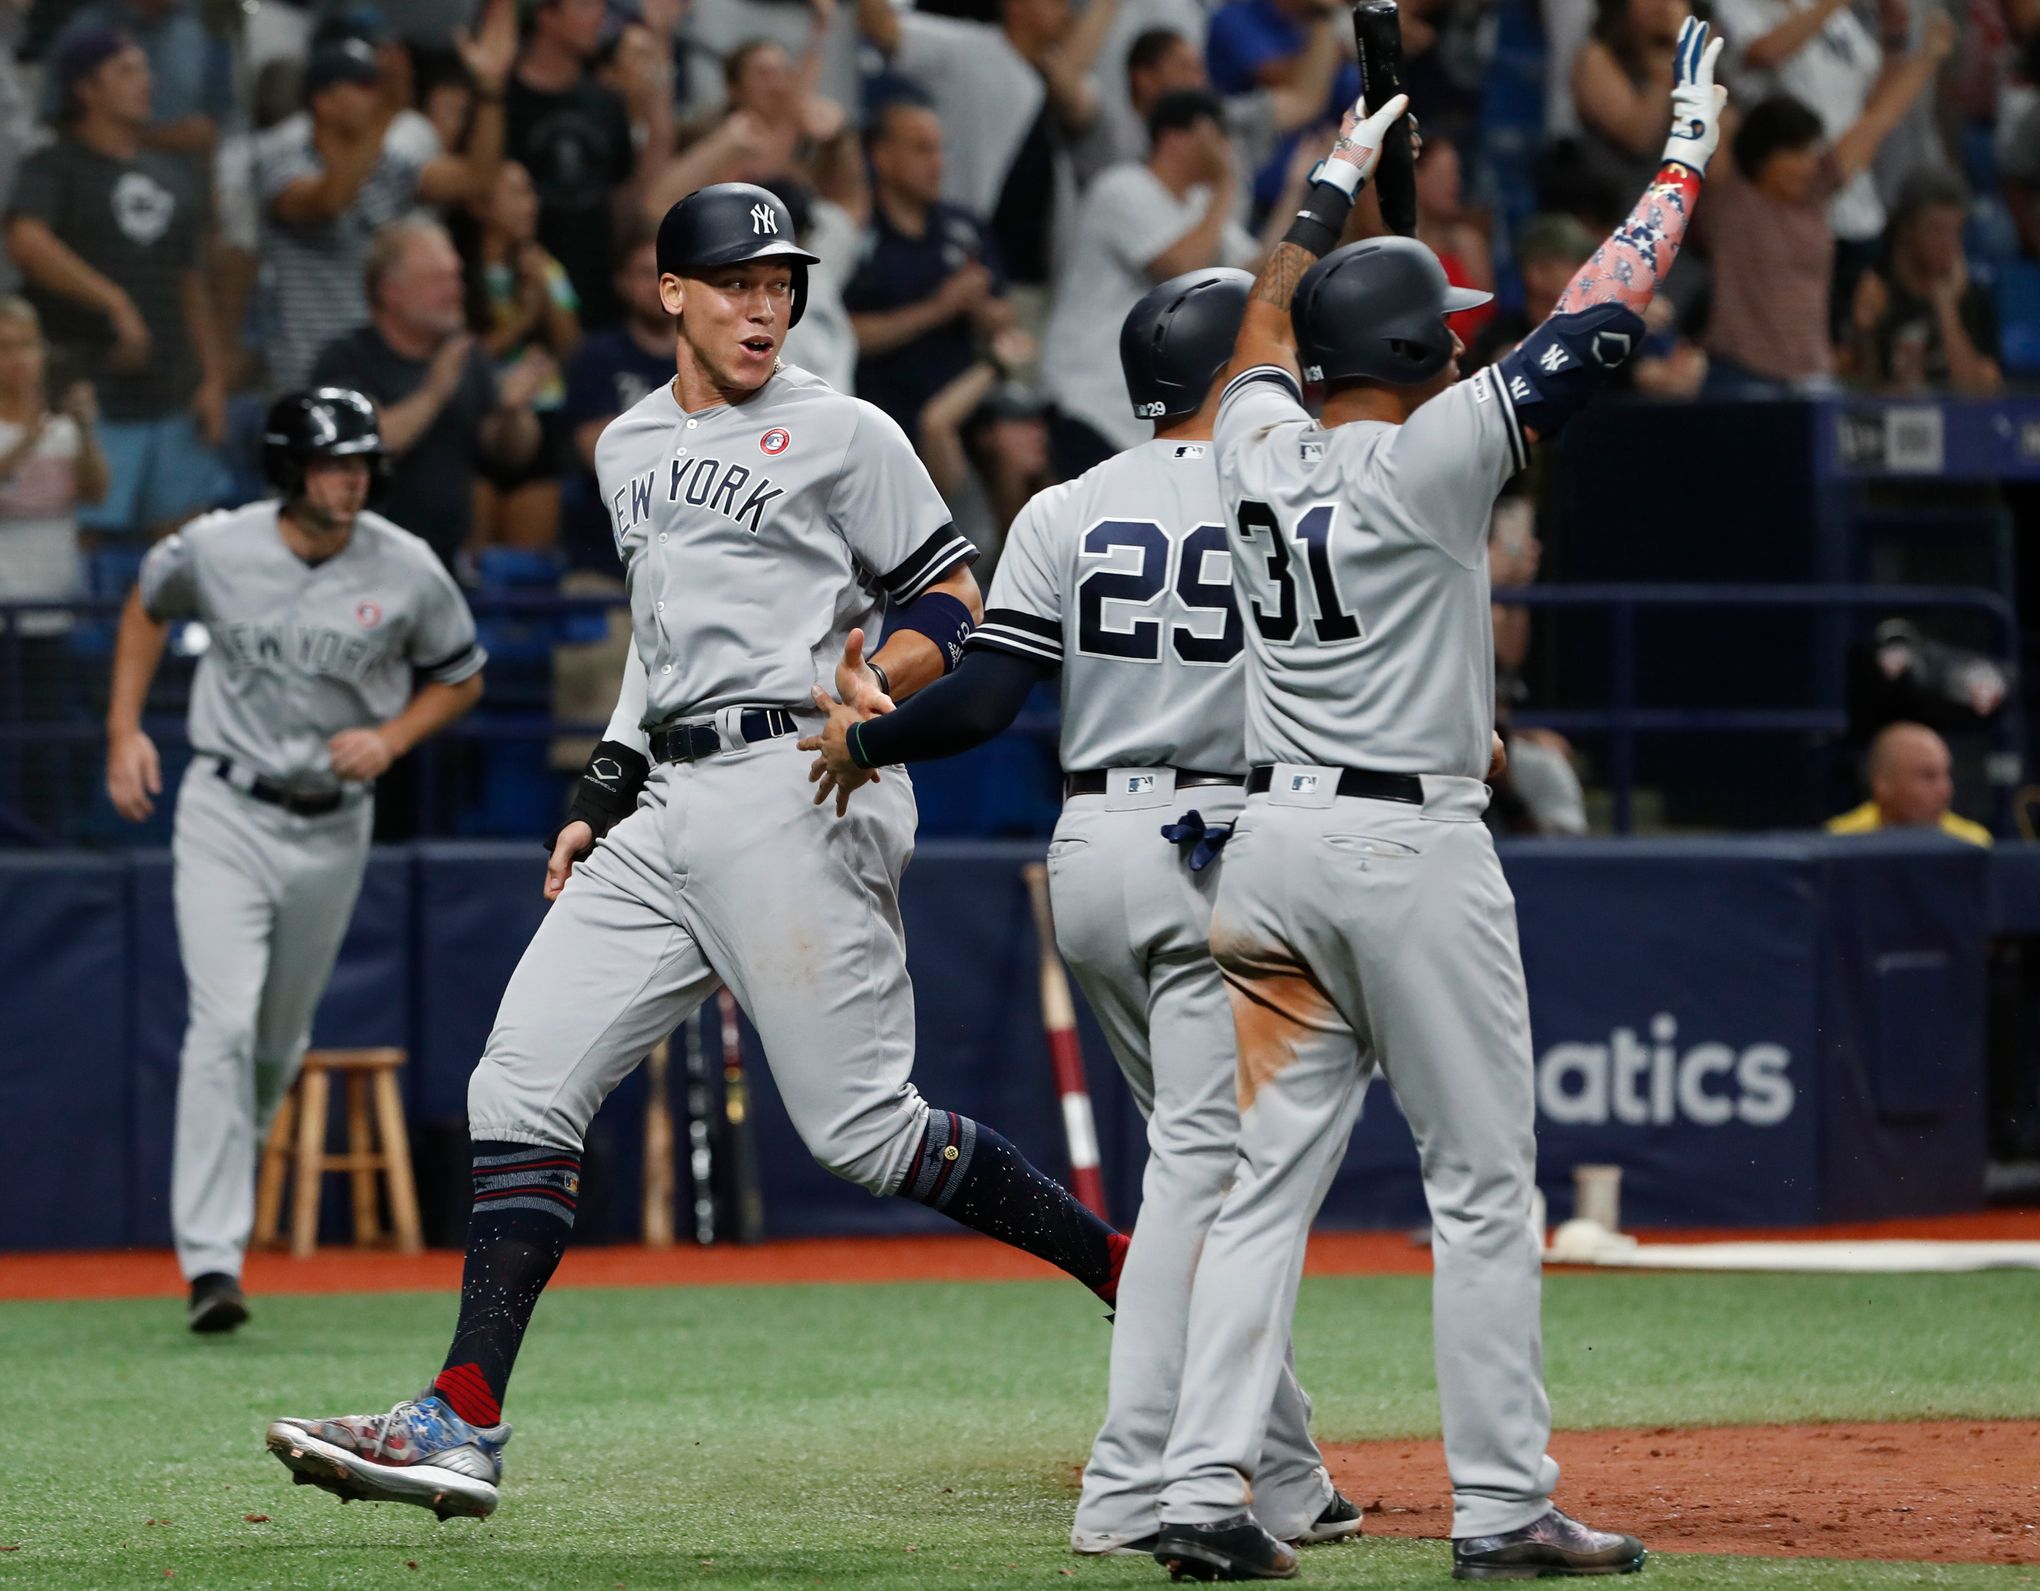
[718,988,767,1243]
[1351,0,1417,238]
[642,1037,675,1248]
[682,1006,720,1245]
[1021,862,1110,1222]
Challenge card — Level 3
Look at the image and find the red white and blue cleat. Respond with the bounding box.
[266,1394,510,1520]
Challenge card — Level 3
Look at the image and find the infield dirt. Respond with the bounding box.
[1328,1419,2040,1566]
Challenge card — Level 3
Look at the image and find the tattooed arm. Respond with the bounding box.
[1230,242,1321,387]
[1556,17,1725,316]
[1226,93,1410,386]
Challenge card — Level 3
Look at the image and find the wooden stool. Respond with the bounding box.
[255,1048,424,1258]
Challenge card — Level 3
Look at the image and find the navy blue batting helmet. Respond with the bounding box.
[1121,267,1254,422]
[655,182,821,327]
[262,387,387,501]
[1292,236,1491,387]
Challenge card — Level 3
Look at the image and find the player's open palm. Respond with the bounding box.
[800,687,880,816]
[833,627,894,717]
[107,729,161,822]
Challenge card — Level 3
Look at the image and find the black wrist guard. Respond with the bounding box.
[546,739,650,852]
[1283,177,1363,258]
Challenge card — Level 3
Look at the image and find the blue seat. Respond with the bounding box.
[1997,260,2040,377]
[87,546,146,600]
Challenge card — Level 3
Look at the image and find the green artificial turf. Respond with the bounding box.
[2,1271,2037,1588]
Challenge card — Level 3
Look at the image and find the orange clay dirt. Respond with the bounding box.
[6,1208,2031,1301]
[1325,1420,2040,1566]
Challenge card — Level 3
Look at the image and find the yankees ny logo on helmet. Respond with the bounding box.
[750,203,777,235]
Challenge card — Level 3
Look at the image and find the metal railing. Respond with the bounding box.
[0,582,2024,842]
[1490,583,2024,833]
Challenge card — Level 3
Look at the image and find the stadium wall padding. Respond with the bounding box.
[0,834,2006,1250]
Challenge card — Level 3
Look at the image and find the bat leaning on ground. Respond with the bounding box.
[1022,862,1110,1221]
[642,1037,675,1247]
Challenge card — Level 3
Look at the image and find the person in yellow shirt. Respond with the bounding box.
[1827,721,1993,846]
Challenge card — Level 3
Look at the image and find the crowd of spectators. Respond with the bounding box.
[0,0,2030,838]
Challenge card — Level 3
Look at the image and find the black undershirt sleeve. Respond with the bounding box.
[850,647,1055,768]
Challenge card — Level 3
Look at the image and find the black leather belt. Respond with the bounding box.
[1246,765,1424,805]
[212,757,346,817]
[1063,768,1245,798]
[649,708,800,766]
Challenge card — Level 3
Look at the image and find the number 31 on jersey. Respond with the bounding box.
[1234,500,1364,645]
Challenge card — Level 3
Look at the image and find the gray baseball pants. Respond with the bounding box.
[171,763,372,1280]
[1047,778,1333,1552]
[1159,771,1559,1540]
[467,724,932,1191]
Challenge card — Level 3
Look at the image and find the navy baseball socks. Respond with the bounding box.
[425,1120,1124,1435]
[899,1111,1129,1305]
[429,1141,583,1429]
[262,1143,557,1517]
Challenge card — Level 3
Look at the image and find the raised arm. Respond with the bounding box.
[857,0,902,59]
[1267,13,1345,134]
[1554,18,1725,316]
[1738,0,1849,72]
[1830,11,1954,187]
[416,0,515,206]
[1225,92,1409,386]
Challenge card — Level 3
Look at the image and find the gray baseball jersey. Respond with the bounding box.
[1213,363,1524,778]
[1162,361,1562,1543]
[968,439,1246,774]
[467,360,984,1200]
[967,438,1330,1546]
[139,502,486,793]
[593,365,975,726]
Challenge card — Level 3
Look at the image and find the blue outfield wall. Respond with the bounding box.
[0,834,2007,1251]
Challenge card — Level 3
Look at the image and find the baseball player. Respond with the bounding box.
[1143,25,1726,1582]
[264,184,1127,1520]
[802,268,1364,1560]
[104,388,487,1335]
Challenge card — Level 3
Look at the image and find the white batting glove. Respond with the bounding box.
[1314,91,1410,196]
[1662,17,1727,174]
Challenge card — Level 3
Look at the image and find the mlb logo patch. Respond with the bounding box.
[355,600,382,628]
[759,427,791,456]
[1172,444,1208,460]
[1123,774,1157,794]
[1300,442,1324,464]
[1288,773,1319,794]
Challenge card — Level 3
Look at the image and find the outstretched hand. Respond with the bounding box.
[1662,17,1727,174]
[834,626,895,717]
[799,686,881,816]
[1319,91,1409,195]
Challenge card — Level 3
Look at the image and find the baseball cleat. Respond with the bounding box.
[1074,1533,1160,1557]
[187,1273,249,1335]
[266,1394,509,1520]
[1154,1514,1299,1580]
[1293,1489,1364,1545]
[1452,1508,1646,1579]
